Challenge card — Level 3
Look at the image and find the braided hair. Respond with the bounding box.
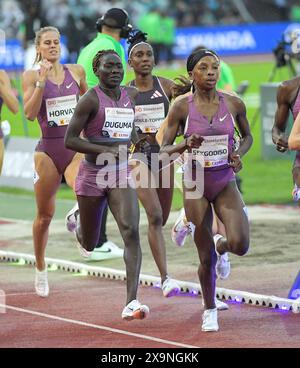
[127,29,152,58]
[92,49,120,75]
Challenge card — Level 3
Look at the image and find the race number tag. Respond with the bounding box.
[134,103,165,133]
[192,135,229,168]
[46,95,77,127]
[102,107,134,139]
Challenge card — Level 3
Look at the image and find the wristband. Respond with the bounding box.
[35,80,45,88]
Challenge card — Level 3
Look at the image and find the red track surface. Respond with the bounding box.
[0,264,299,348]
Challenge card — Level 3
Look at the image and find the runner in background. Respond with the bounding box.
[64,49,149,321]
[272,75,300,202]
[289,110,300,150]
[22,26,88,297]
[0,70,19,173]
[65,8,132,261]
[127,30,180,297]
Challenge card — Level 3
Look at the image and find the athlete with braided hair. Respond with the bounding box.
[126,29,180,297]
[65,49,149,321]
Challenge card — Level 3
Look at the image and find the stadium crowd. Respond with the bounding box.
[1,0,300,52]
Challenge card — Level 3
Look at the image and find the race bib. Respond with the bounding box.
[134,103,165,133]
[102,107,134,139]
[46,95,77,127]
[192,135,229,168]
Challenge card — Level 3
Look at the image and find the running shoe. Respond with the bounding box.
[202,308,219,332]
[161,277,181,297]
[202,297,229,311]
[35,268,49,297]
[214,234,231,280]
[87,241,124,261]
[76,242,92,259]
[65,202,79,233]
[292,185,300,202]
[121,299,150,321]
[171,208,190,247]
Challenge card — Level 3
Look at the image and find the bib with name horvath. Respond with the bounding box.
[134,103,165,133]
[192,135,229,168]
[46,95,77,127]
[102,107,134,139]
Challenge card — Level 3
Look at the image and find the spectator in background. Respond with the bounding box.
[160,10,176,66]
[138,7,163,65]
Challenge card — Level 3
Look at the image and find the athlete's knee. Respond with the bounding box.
[120,222,139,243]
[227,235,249,256]
[148,209,163,227]
[35,213,53,229]
[199,252,217,271]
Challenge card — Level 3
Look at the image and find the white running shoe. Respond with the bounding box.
[202,297,229,311]
[35,268,49,298]
[214,234,231,280]
[292,185,300,202]
[76,242,92,259]
[65,202,79,233]
[121,299,150,321]
[171,208,190,247]
[87,241,124,261]
[161,277,181,297]
[202,308,219,332]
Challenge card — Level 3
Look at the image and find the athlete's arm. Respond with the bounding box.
[22,60,53,121]
[65,89,108,154]
[160,97,203,157]
[0,70,18,114]
[272,83,290,152]
[229,95,253,157]
[288,111,300,150]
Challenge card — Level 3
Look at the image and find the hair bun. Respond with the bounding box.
[127,29,148,46]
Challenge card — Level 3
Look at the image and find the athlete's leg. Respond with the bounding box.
[213,181,249,257]
[183,185,216,310]
[76,195,107,252]
[136,185,167,281]
[33,152,61,271]
[156,163,174,225]
[64,152,83,190]
[107,187,141,304]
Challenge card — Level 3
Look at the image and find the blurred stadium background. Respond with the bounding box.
[1,0,300,206]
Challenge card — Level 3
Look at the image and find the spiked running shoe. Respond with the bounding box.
[171,208,191,247]
[122,300,150,321]
[202,308,219,332]
[65,202,79,233]
[161,277,181,297]
[35,268,49,297]
[214,234,231,280]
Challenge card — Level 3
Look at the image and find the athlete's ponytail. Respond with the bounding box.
[171,76,193,99]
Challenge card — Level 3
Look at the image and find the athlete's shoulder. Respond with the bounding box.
[22,68,38,82]
[124,85,139,100]
[66,63,85,77]
[278,76,300,94]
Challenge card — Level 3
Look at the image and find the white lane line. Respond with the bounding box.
[0,304,200,349]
